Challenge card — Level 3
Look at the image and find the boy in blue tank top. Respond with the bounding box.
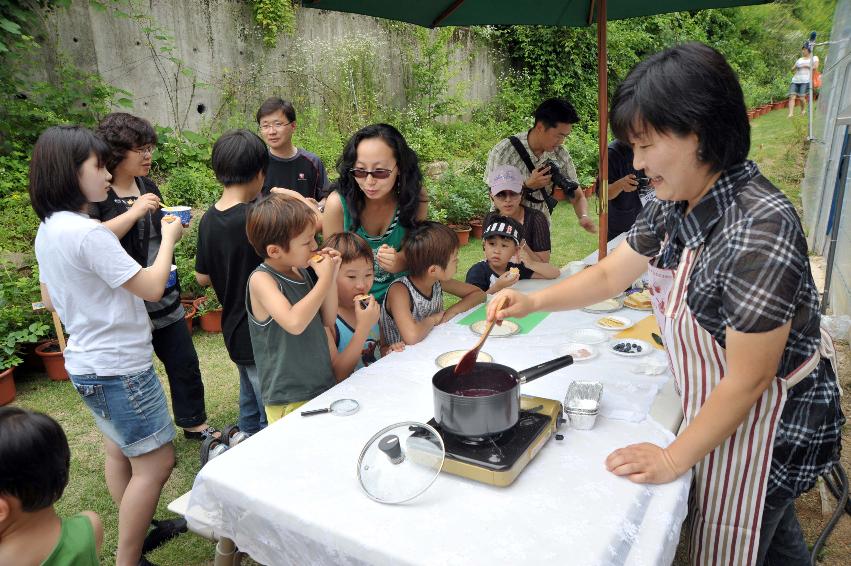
[245,194,342,424]
[324,232,406,380]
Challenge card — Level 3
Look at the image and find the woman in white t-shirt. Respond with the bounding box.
[788,43,819,117]
[30,126,184,566]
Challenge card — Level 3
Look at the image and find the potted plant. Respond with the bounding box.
[0,327,24,406]
[1,261,54,384]
[469,217,484,239]
[183,300,197,334]
[35,338,69,381]
[194,287,223,333]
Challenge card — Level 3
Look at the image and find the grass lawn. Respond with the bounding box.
[9,108,840,566]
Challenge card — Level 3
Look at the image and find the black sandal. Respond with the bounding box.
[142,518,187,554]
[182,426,220,441]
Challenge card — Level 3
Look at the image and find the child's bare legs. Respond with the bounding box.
[104,437,131,505]
[109,441,175,566]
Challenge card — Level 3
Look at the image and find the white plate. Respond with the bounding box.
[609,339,652,357]
[435,350,494,368]
[595,315,634,331]
[554,342,597,361]
[566,328,608,345]
[582,297,623,314]
[470,319,520,337]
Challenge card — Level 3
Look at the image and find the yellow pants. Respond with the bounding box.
[265,401,308,424]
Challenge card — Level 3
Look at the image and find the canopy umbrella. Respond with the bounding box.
[301,0,769,258]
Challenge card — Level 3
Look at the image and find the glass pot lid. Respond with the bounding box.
[357,421,445,504]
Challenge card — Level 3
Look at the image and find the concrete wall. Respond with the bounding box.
[801,0,851,315]
[35,0,503,130]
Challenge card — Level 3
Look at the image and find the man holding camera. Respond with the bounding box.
[598,139,655,241]
[484,98,596,233]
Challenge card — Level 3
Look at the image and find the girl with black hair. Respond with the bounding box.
[487,42,843,565]
[92,112,217,441]
[30,125,183,566]
[322,123,428,300]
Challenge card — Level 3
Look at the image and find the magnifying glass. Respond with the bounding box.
[300,398,360,417]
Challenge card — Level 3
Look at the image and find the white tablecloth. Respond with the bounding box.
[186,273,691,566]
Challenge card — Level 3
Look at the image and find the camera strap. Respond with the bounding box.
[508,136,547,204]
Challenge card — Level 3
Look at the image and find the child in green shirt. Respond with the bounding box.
[0,407,103,566]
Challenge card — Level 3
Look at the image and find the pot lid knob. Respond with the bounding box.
[378,434,404,464]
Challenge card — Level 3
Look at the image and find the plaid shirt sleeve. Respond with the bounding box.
[716,214,807,334]
[625,197,667,258]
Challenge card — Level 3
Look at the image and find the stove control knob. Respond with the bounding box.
[378,434,405,465]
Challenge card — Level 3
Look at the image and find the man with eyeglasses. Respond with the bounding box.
[257,97,329,206]
[484,98,596,234]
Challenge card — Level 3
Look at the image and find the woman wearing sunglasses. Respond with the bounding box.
[322,123,428,301]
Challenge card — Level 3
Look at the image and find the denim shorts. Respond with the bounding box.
[789,82,810,96]
[70,366,175,457]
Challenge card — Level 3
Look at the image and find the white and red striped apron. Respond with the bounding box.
[648,246,829,565]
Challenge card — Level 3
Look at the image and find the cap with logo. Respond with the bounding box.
[486,165,524,196]
[482,216,522,245]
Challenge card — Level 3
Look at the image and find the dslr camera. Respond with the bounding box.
[635,176,651,189]
[541,159,579,194]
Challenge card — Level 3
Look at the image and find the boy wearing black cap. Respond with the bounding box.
[465,216,559,294]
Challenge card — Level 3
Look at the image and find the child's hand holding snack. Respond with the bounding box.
[311,251,337,281]
[354,294,380,330]
[494,269,519,291]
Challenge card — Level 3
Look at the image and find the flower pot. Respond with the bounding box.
[470,219,484,239]
[553,187,566,201]
[583,185,595,199]
[194,297,223,333]
[21,339,49,371]
[184,303,197,334]
[36,340,69,381]
[450,224,472,247]
[0,367,15,406]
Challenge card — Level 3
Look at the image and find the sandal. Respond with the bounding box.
[142,518,187,554]
[182,426,220,441]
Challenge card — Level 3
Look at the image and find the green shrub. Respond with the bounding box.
[160,165,220,209]
[151,127,214,174]
[0,260,50,369]
[174,218,202,298]
[196,286,221,316]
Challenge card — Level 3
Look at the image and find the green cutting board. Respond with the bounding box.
[457,304,550,334]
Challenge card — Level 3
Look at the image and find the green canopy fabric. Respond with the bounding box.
[300,1,768,29]
[301,0,769,257]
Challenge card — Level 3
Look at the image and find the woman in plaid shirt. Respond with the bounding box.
[488,43,844,565]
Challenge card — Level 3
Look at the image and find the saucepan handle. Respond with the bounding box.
[518,355,574,384]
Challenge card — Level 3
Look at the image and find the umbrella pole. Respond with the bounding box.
[597,0,609,259]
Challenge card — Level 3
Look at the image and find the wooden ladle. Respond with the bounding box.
[454,296,508,375]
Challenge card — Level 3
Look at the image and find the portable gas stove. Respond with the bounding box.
[412,395,564,486]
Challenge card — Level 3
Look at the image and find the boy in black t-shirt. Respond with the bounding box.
[256,97,329,202]
[465,216,559,294]
[195,130,269,434]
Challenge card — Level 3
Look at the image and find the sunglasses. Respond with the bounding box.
[350,167,396,180]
